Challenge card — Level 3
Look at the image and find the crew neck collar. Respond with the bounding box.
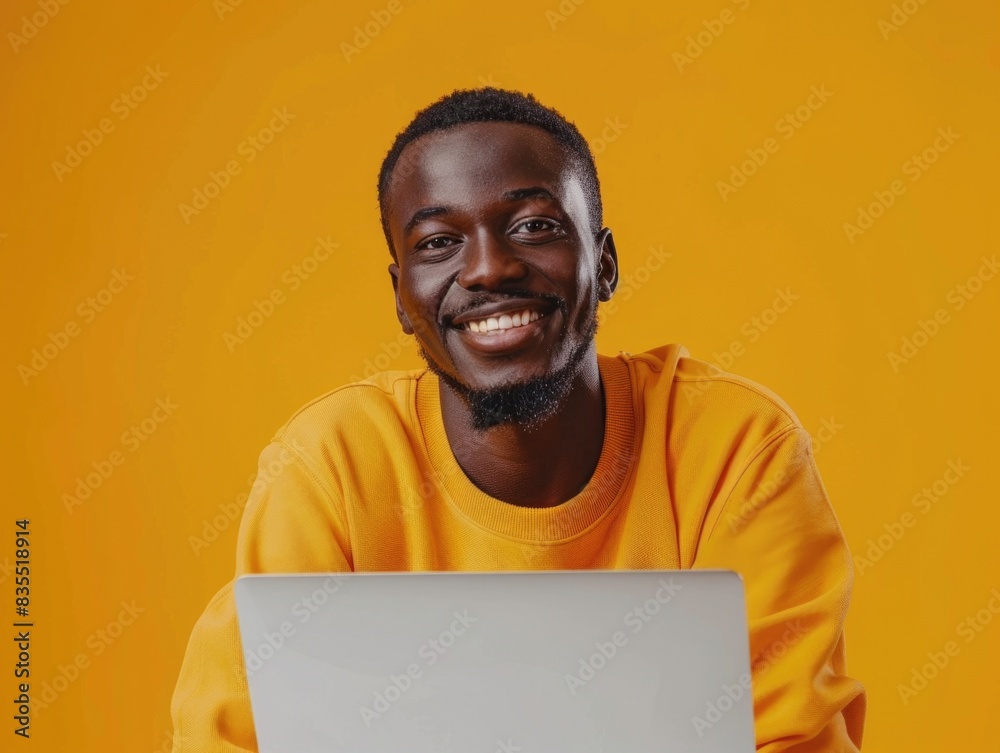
[414,354,639,542]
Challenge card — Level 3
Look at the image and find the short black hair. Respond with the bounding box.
[377,87,604,259]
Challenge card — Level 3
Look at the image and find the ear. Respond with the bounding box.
[388,262,414,335]
[595,228,619,301]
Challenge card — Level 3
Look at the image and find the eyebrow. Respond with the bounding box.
[403,206,449,236]
[503,186,556,203]
[402,187,560,236]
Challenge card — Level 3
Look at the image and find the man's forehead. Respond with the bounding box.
[387,122,582,212]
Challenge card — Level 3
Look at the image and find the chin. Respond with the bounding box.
[421,338,593,432]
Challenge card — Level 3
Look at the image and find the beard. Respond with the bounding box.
[418,291,600,432]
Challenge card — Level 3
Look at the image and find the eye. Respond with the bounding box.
[514,219,556,233]
[415,236,459,252]
[510,218,565,241]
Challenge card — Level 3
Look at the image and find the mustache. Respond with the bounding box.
[442,290,565,326]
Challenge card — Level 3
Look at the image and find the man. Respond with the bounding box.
[171,88,866,752]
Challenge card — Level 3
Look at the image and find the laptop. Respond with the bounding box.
[235,570,756,752]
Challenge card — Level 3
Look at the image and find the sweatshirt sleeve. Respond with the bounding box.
[170,438,352,753]
[693,426,867,752]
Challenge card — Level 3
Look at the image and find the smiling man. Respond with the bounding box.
[171,88,866,752]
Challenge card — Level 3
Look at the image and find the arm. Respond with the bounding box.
[171,438,352,753]
[693,426,867,752]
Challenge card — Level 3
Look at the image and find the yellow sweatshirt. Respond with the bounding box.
[171,343,866,752]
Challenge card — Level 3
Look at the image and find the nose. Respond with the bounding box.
[455,229,529,291]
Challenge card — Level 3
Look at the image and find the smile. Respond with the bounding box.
[463,309,545,334]
[450,303,555,356]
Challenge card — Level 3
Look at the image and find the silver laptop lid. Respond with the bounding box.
[235,570,755,752]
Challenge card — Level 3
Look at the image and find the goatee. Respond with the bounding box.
[420,298,599,432]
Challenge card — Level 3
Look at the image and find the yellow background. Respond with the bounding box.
[2,0,998,749]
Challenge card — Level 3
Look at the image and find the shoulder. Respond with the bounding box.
[672,349,802,430]
[618,343,805,456]
[270,368,428,457]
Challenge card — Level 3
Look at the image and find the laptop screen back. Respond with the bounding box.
[235,570,755,753]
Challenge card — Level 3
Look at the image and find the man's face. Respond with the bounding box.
[385,122,617,411]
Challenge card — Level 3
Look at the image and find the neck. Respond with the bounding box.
[438,351,606,508]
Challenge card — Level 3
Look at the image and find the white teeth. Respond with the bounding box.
[465,309,545,334]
